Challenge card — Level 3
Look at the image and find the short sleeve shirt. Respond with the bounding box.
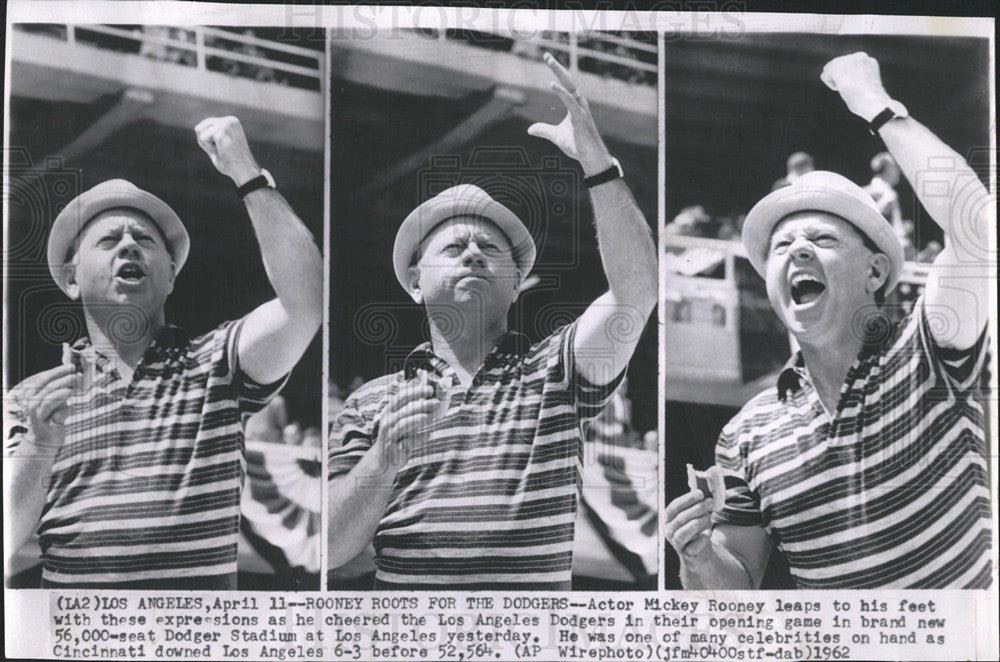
[328,322,623,589]
[6,320,287,589]
[714,297,992,589]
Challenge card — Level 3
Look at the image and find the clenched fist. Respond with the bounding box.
[821,52,896,123]
[195,116,261,186]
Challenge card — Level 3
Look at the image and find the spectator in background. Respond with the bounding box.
[716,214,741,241]
[916,239,943,264]
[864,151,907,241]
[328,381,347,419]
[664,205,711,238]
[246,396,289,443]
[772,151,814,191]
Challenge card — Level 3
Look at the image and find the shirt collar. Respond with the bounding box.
[72,324,191,361]
[777,351,807,402]
[776,334,886,402]
[402,331,529,380]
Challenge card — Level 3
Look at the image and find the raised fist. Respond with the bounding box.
[821,52,894,122]
[195,116,261,186]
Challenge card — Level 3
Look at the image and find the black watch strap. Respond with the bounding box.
[237,175,269,198]
[583,159,622,188]
[869,107,897,135]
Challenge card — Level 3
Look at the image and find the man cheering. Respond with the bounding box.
[328,54,657,589]
[4,117,322,589]
[665,53,992,589]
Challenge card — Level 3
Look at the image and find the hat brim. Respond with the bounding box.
[392,191,536,291]
[742,178,904,292]
[48,183,189,295]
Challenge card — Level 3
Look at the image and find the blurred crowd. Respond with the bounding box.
[15,24,319,90]
[245,394,321,448]
[437,29,657,87]
[665,150,942,264]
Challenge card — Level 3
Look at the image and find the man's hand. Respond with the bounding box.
[664,490,716,567]
[8,365,79,454]
[195,116,261,186]
[821,52,895,122]
[528,52,614,177]
[372,380,439,472]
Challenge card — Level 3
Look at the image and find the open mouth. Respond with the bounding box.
[790,275,825,305]
[115,263,145,283]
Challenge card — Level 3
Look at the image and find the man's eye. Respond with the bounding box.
[481,243,501,255]
[815,235,837,246]
[771,241,790,253]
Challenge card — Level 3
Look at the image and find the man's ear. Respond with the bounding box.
[511,268,521,302]
[167,260,177,295]
[406,265,423,304]
[866,253,891,293]
[64,265,81,301]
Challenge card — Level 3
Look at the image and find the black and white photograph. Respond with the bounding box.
[2,3,998,662]
[4,22,325,590]
[661,32,994,591]
[326,28,659,591]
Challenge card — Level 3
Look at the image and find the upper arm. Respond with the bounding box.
[922,236,992,350]
[237,298,320,385]
[713,524,773,589]
[573,290,650,385]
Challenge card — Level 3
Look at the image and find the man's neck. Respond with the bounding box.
[427,311,508,384]
[797,331,866,415]
[83,307,165,368]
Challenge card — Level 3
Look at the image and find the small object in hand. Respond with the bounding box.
[62,342,94,392]
[686,464,726,512]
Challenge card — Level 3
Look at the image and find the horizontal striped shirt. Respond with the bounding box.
[6,321,286,589]
[329,322,622,589]
[714,297,992,588]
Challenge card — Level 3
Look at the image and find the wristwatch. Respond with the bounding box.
[237,168,276,198]
[583,158,623,188]
[869,100,909,135]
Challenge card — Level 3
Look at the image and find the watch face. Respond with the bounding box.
[261,168,276,188]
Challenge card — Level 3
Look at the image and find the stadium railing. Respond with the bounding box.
[14,24,324,91]
[439,29,657,85]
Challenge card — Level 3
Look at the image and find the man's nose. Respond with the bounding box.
[789,237,814,261]
[462,244,486,266]
[117,234,140,256]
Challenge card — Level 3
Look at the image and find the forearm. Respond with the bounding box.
[878,117,989,243]
[243,188,323,329]
[589,179,658,316]
[3,445,55,560]
[680,540,757,589]
[327,446,399,567]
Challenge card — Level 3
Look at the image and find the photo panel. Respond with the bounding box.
[661,31,993,590]
[327,26,660,591]
[5,22,326,590]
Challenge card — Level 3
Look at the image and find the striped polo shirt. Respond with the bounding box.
[714,297,992,588]
[6,320,286,589]
[329,322,622,589]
